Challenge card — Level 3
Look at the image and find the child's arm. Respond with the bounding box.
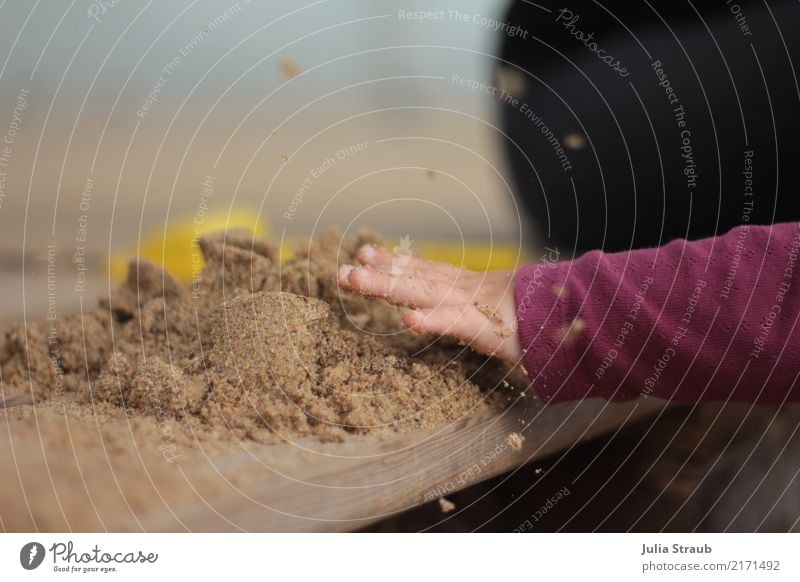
[515,222,800,404]
[338,222,800,404]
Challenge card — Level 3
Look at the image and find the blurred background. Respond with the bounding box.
[0,0,527,320]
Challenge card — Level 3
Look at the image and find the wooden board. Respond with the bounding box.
[143,396,666,532]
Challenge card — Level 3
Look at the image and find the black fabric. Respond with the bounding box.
[498,1,800,254]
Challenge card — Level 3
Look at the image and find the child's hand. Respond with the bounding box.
[337,245,522,364]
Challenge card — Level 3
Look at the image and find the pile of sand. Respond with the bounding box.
[1,229,496,444]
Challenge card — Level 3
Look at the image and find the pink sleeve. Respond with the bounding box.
[514,222,800,404]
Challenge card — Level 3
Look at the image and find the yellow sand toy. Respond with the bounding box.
[109,210,269,284]
[110,210,528,283]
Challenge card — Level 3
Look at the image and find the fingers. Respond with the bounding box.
[339,245,522,364]
[356,244,466,278]
[338,264,465,308]
[383,262,463,284]
[404,305,477,337]
[404,306,518,362]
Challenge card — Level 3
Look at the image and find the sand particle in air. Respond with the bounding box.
[438,497,456,513]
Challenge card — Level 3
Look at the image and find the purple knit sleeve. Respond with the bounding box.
[514,222,800,404]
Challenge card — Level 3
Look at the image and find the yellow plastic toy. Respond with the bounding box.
[109,209,268,284]
[111,210,527,284]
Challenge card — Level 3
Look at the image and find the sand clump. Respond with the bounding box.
[505,432,525,452]
[1,228,498,445]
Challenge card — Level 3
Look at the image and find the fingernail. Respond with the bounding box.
[338,264,354,284]
[358,244,376,261]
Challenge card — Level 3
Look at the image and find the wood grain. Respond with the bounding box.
[143,396,666,532]
[0,394,34,409]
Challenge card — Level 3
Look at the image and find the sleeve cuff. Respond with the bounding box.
[513,254,593,403]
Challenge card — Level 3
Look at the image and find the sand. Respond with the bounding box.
[1,228,501,445]
[505,432,525,452]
